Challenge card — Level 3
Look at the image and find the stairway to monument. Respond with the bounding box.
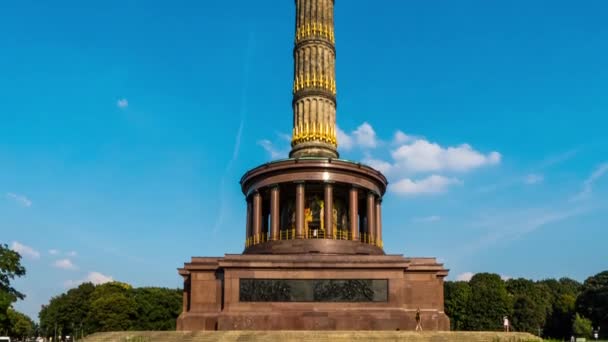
[82,331,542,342]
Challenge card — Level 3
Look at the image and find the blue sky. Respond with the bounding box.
[1,0,607,319]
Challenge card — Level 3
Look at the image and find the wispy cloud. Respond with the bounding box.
[391,175,462,196]
[53,258,78,270]
[258,138,289,160]
[66,251,77,257]
[49,249,59,255]
[412,215,442,223]
[572,163,608,202]
[478,149,577,194]
[117,98,128,109]
[524,174,544,185]
[11,241,40,260]
[64,271,113,288]
[456,272,475,281]
[212,32,255,234]
[470,205,592,253]
[6,192,32,207]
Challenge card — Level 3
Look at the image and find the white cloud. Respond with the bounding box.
[337,123,377,150]
[393,130,413,145]
[66,251,77,257]
[524,174,544,185]
[6,192,32,207]
[53,259,77,270]
[11,242,40,260]
[64,271,113,288]
[363,157,393,174]
[258,139,285,159]
[412,215,441,223]
[456,272,475,281]
[87,271,113,284]
[391,140,501,174]
[49,249,59,255]
[572,163,608,201]
[336,126,353,151]
[501,275,512,281]
[352,122,378,148]
[391,175,462,195]
[117,98,128,108]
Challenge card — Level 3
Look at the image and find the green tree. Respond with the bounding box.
[0,243,26,332]
[7,308,34,339]
[38,281,183,336]
[39,282,96,338]
[505,278,549,334]
[572,313,592,338]
[465,273,511,331]
[444,281,471,330]
[87,292,137,332]
[539,277,581,339]
[132,287,182,330]
[511,295,545,334]
[576,270,608,338]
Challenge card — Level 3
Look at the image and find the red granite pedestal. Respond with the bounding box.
[177,253,449,331]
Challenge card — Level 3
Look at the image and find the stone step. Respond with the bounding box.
[82,331,541,342]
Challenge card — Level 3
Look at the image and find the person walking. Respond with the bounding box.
[415,308,423,331]
[503,316,510,332]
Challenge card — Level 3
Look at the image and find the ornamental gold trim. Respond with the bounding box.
[293,72,336,95]
[291,121,337,147]
[295,22,335,44]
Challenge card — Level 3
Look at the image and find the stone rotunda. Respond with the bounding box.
[177,0,450,331]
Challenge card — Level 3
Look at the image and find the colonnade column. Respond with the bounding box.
[270,185,280,241]
[349,187,358,241]
[246,198,252,245]
[367,192,376,244]
[252,192,262,244]
[375,197,382,247]
[295,182,305,239]
[324,182,334,238]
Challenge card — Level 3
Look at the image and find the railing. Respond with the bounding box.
[245,230,383,249]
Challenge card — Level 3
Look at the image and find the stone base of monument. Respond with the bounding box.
[177,253,450,331]
[83,331,542,342]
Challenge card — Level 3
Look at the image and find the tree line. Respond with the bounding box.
[1,243,182,340]
[444,271,608,340]
[38,281,182,339]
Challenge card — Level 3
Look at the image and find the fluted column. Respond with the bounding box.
[324,182,334,238]
[290,0,339,159]
[252,192,262,244]
[246,198,252,245]
[349,187,358,241]
[367,192,376,244]
[270,185,280,241]
[375,197,382,247]
[295,182,305,238]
